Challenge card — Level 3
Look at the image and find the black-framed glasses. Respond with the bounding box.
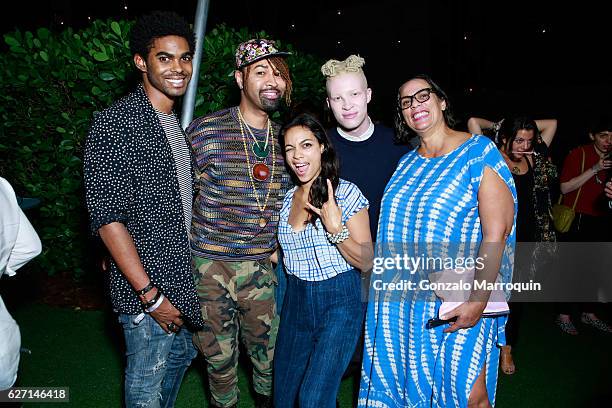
[399,88,434,110]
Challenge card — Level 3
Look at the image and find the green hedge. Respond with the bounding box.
[0,20,325,277]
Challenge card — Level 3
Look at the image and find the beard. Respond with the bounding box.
[260,95,282,113]
[258,87,284,113]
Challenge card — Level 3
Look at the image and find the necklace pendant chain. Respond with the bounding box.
[238,108,269,152]
[252,142,270,160]
[238,108,276,215]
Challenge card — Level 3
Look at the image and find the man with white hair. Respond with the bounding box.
[321,56,410,379]
[322,55,411,239]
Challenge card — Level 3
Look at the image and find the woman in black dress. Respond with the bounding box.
[470,116,558,374]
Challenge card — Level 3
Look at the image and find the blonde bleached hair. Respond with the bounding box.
[321,55,365,78]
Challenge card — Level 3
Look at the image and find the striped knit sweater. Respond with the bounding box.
[187,106,290,260]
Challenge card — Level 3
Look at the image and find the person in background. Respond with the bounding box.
[468,116,558,148]
[470,116,558,374]
[555,118,612,334]
[0,177,42,390]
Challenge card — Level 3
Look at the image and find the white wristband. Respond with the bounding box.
[145,293,165,313]
[133,313,146,324]
[325,224,350,244]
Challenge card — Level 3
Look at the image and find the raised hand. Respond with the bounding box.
[305,179,343,234]
[599,156,612,171]
[492,118,504,133]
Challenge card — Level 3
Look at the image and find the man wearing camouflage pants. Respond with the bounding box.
[186,39,292,408]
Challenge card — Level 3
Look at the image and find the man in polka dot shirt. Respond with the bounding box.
[83,11,203,407]
[186,39,293,408]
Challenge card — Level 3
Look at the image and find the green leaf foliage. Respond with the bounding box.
[0,20,324,279]
[110,21,121,37]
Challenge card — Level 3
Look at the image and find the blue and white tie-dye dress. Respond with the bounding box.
[359,135,517,408]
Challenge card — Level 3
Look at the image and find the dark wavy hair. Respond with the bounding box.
[129,11,196,59]
[279,113,339,227]
[394,74,456,144]
[588,116,612,135]
[499,116,540,161]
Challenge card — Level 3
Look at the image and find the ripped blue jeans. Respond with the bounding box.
[118,313,198,408]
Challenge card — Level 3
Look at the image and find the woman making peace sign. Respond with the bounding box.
[273,113,373,408]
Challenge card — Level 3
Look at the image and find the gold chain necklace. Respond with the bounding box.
[237,109,276,227]
[238,108,269,152]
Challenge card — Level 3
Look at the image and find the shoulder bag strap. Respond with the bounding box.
[570,147,586,210]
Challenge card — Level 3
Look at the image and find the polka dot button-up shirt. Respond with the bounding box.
[83,85,204,329]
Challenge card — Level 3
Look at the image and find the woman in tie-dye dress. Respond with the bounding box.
[359,75,517,408]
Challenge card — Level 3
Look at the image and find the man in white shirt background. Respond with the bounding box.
[0,177,42,390]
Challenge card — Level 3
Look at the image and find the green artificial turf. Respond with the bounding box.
[9,303,611,407]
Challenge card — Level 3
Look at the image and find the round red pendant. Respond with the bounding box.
[252,163,270,181]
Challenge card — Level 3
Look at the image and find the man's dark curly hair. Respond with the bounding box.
[129,11,196,59]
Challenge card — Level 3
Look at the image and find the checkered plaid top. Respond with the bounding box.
[278,179,369,281]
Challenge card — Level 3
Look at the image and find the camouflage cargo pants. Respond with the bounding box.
[192,256,278,407]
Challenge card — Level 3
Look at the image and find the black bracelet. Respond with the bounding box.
[141,289,162,310]
[135,281,155,297]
